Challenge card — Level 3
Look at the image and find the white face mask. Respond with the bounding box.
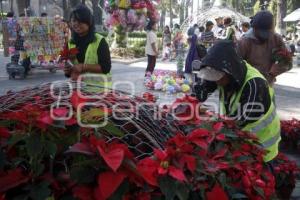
[197,66,225,81]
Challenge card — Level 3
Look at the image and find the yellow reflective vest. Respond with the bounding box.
[68,33,112,92]
[219,63,280,162]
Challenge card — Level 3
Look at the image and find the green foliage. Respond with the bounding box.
[253,0,261,15]
[129,46,145,58]
[268,0,277,16]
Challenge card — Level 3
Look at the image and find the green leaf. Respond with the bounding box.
[236,156,250,162]
[29,181,51,200]
[7,133,27,147]
[158,176,177,200]
[0,120,15,127]
[45,196,55,200]
[199,123,212,130]
[102,122,124,137]
[222,129,238,138]
[218,173,227,188]
[70,166,97,184]
[108,179,129,200]
[254,187,265,197]
[44,141,57,157]
[26,134,43,157]
[12,194,29,200]
[0,149,6,169]
[176,182,189,200]
[32,162,45,177]
[59,195,76,200]
[231,193,248,199]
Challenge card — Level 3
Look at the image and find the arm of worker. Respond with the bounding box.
[194,80,218,102]
[233,78,271,128]
[70,39,112,75]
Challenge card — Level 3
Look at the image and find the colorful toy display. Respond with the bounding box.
[144,70,192,94]
[18,17,68,65]
[104,0,160,31]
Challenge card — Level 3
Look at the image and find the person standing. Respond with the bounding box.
[200,21,215,48]
[218,17,236,42]
[162,25,172,61]
[237,11,292,85]
[185,33,200,74]
[212,16,224,38]
[241,22,250,37]
[145,21,158,76]
[64,4,112,88]
[172,25,184,60]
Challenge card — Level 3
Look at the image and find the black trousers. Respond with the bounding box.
[146,55,156,75]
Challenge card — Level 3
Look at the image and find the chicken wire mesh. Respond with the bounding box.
[0,81,182,159]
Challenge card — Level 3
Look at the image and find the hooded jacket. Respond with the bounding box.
[194,40,271,127]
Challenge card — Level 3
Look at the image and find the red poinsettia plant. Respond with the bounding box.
[271,48,293,65]
[0,87,298,200]
[59,43,79,62]
[280,119,300,151]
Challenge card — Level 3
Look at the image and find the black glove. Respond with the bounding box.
[193,80,217,102]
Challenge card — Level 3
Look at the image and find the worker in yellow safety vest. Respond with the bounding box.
[194,40,280,162]
[64,4,112,91]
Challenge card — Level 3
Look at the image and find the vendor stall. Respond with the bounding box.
[4,16,68,79]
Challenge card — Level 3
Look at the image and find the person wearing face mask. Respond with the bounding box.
[237,11,292,85]
[194,40,280,163]
[64,4,112,89]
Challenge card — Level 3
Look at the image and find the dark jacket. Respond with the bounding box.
[194,40,271,126]
[237,28,291,83]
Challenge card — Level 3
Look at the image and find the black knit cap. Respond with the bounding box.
[251,11,274,30]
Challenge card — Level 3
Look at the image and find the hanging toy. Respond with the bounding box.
[127,9,137,24]
[118,0,130,9]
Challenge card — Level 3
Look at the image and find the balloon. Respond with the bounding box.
[162,83,168,91]
[151,74,157,81]
[168,78,176,85]
[167,85,176,94]
[181,84,191,93]
[154,82,163,90]
[175,84,182,92]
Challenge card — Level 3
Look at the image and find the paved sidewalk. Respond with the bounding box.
[128,60,300,119]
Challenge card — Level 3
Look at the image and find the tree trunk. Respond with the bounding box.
[160,8,166,30]
[99,0,104,26]
[276,0,287,35]
[179,0,185,25]
[169,0,173,28]
[185,0,189,21]
[92,0,101,25]
[16,0,29,15]
[69,0,81,8]
[62,0,69,19]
